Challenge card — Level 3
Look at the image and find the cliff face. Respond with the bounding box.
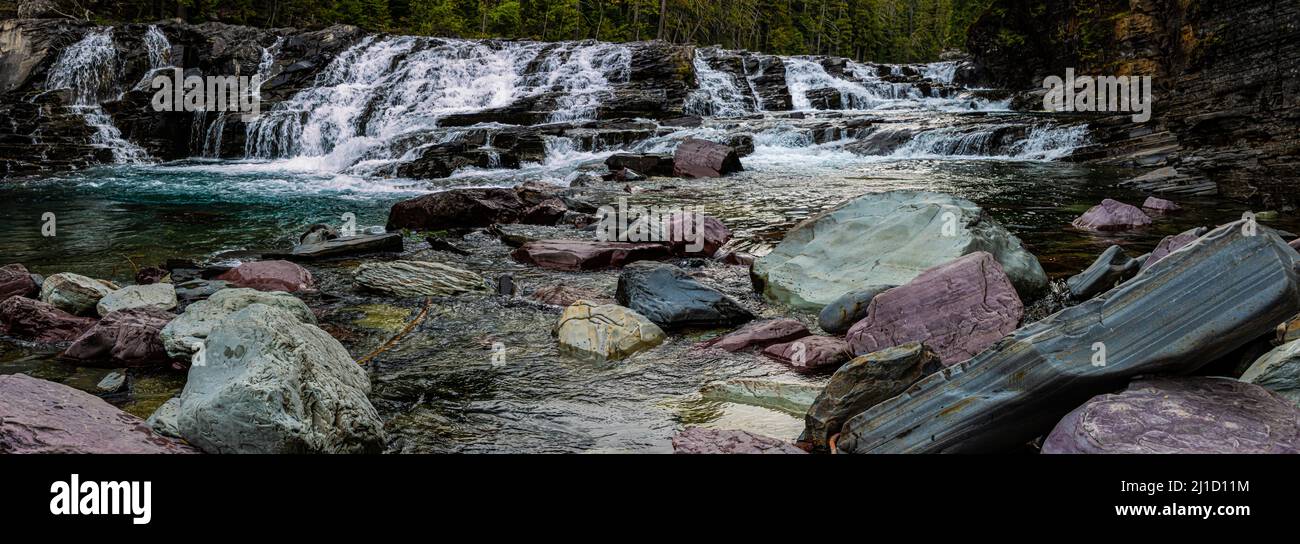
[967,0,1300,209]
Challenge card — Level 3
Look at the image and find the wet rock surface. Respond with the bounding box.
[61,307,176,367]
[1071,199,1152,232]
[817,285,896,335]
[354,260,488,297]
[1240,339,1300,407]
[615,262,754,331]
[553,300,666,361]
[39,272,115,315]
[801,343,939,452]
[697,318,810,352]
[511,239,672,271]
[1066,245,1139,300]
[0,295,97,343]
[762,335,853,373]
[161,288,315,358]
[216,260,315,292]
[0,263,37,302]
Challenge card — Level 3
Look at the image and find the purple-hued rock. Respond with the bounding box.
[846,252,1023,366]
[1071,199,1152,231]
[511,240,672,271]
[1290,237,1300,252]
[672,138,743,178]
[216,260,315,292]
[135,266,169,285]
[762,335,852,372]
[0,374,198,454]
[1142,196,1182,213]
[671,427,806,454]
[1140,227,1207,271]
[0,296,97,343]
[663,212,732,257]
[0,263,37,302]
[61,308,176,368]
[1042,378,1300,454]
[697,318,811,352]
[521,198,568,225]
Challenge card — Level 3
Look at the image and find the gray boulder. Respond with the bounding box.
[1066,245,1139,300]
[836,221,1300,453]
[96,283,178,316]
[146,397,183,439]
[1043,378,1300,453]
[817,285,896,335]
[177,303,385,454]
[1241,338,1300,407]
[751,191,1047,311]
[615,262,754,330]
[40,272,116,315]
[160,288,315,358]
[799,342,939,453]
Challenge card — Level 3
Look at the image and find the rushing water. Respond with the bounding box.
[5,27,1296,452]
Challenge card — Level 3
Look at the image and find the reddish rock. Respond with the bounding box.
[0,296,96,343]
[511,240,672,271]
[134,266,169,285]
[0,374,197,454]
[663,212,731,256]
[1290,237,1300,252]
[1043,378,1300,454]
[521,198,568,225]
[697,318,810,352]
[762,335,853,372]
[1141,196,1182,213]
[671,427,806,454]
[529,285,610,307]
[717,251,755,266]
[846,252,1023,366]
[672,138,743,178]
[216,260,315,292]
[605,153,674,177]
[0,263,37,302]
[1140,227,1206,271]
[386,187,529,231]
[1071,199,1152,231]
[61,308,176,368]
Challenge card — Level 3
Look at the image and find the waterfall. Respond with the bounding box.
[45,28,146,163]
[920,61,959,85]
[685,49,752,117]
[886,123,1089,160]
[539,41,631,123]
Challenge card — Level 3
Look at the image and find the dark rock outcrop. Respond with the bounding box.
[817,285,896,335]
[1066,245,1140,300]
[672,138,743,178]
[511,240,671,271]
[799,342,939,453]
[615,262,754,331]
[0,263,37,302]
[61,307,176,367]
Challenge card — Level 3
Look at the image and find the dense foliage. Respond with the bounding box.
[22,0,993,62]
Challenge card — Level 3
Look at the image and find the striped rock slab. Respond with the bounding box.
[836,221,1300,453]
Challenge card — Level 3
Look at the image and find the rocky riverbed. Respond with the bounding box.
[3,17,1300,454]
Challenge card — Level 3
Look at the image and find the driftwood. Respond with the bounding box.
[837,221,1300,453]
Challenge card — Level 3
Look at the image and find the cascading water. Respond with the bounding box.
[45,28,146,162]
[685,49,752,117]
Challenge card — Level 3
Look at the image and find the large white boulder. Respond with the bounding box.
[160,288,314,358]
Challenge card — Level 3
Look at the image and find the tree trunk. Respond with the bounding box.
[656,0,667,40]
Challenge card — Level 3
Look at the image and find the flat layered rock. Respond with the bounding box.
[0,263,37,302]
[511,239,672,271]
[282,233,403,260]
[672,138,743,178]
[216,260,315,292]
[846,252,1023,365]
[800,343,939,452]
[1071,198,1151,231]
[699,379,822,415]
[835,221,1300,453]
[0,374,197,454]
[762,335,852,372]
[818,285,896,335]
[615,262,754,330]
[554,300,666,361]
[354,260,487,297]
[1043,378,1300,454]
[62,307,176,367]
[0,296,96,343]
[1066,245,1139,300]
[1241,339,1300,407]
[696,318,810,352]
[96,283,178,316]
[39,272,115,315]
[671,427,805,454]
[751,191,1046,311]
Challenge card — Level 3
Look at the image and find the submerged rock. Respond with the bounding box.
[96,283,178,316]
[0,263,37,302]
[96,370,127,394]
[553,300,666,361]
[817,285,896,335]
[751,191,1046,311]
[1142,196,1181,213]
[846,252,1023,365]
[62,307,176,367]
[216,260,315,292]
[696,318,810,352]
[1066,245,1139,300]
[354,260,487,297]
[529,285,609,307]
[0,296,96,343]
[671,427,805,454]
[1140,227,1206,271]
[800,342,939,453]
[615,262,754,330]
[511,239,672,271]
[161,288,315,358]
[39,272,115,315]
[0,374,196,454]
[1043,378,1300,454]
[699,379,822,415]
[762,335,853,372]
[1240,339,1300,407]
[1071,199,1151,231]
[836,221,1300,453]
[672,138,743,178]
[177,304,384,454]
